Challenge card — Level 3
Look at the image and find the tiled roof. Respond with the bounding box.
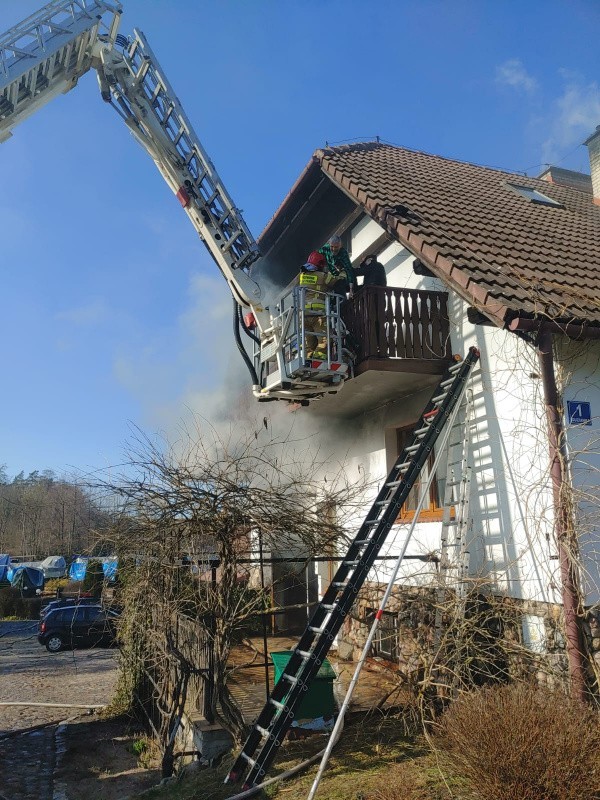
[312,142,600,328]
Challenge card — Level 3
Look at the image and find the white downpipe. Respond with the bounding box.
[306,393,466,800]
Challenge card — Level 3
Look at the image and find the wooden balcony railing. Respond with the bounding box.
[343,286,452,363]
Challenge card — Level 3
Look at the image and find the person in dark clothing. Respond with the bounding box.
[318,235,356,296]
[354,254,387,287]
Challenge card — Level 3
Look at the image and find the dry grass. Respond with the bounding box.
[134,713,450,800]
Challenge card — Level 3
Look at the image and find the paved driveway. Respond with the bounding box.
[0,620,119,800]
[0,620,118,732]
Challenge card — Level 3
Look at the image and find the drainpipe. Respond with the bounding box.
[537,329,586,702]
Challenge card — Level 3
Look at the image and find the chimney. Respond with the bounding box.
[584,125,600,204]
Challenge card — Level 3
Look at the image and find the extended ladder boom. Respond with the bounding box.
[0,0,121,142]
[0,0,353,403]
[95,29,264,313]
[226,347,480,790]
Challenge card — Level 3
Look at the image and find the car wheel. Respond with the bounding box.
[46,634,63,653]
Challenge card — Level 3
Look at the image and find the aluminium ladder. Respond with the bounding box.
[226,346,480,791]
[433,389,474,647]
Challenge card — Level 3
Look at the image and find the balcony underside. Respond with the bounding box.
[314,357,448,417]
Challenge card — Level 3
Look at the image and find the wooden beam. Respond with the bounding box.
[355,357,449,376]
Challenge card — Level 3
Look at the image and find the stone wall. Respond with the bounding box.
[337,584,577,693]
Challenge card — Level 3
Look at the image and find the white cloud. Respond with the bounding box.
[541,76,600,163]
[55,298,110,326]
[495,59,538,93]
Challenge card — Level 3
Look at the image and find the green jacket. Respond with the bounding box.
[318,244,356,287]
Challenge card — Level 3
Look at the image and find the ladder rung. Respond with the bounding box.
[449,361,463,372]
[296,650,312,660]
[255,725,270,738]
[440,377,456,388]
[364,519,380,526]
[331,581,346,588]
[386,480,402,488]
[354,540,370,546]
[241,753,256,766]
[430,393,447,403]
[343,560,360,566]
[282,673,298,684]
[414,426,430,436]
[270,698,286,711]
[309,625,326,634]
[405,443,421,453]
[321,604,336,611]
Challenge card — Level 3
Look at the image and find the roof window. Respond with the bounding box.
[507,183,564,208]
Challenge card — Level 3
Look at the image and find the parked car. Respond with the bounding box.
[37,604,120,653]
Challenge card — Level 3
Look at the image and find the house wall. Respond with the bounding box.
[556,338,600,606]
[313,215,564,605]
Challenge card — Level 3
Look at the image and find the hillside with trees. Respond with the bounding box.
[0,467,110,557]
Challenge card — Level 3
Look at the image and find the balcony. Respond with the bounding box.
[345,285,452,366]
[316,286,452,417]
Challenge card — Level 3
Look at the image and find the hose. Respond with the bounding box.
[0,702,105,709]
[233,298,259,387]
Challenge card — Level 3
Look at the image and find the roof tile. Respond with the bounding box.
[312,142,600,326]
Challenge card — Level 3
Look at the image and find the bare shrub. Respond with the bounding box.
[435,682,600,800]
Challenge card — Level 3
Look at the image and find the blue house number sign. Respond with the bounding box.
[567,401,592,426]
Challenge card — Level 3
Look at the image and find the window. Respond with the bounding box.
[507,183,564,208]
[369,609,398,660]
[395,426,443,522]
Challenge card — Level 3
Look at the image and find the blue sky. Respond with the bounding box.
[1,0,599,479]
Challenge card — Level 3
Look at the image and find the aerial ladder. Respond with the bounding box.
[0,0,349,403]
[226,347,480,790]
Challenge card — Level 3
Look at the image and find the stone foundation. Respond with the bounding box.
[338,585,577,692]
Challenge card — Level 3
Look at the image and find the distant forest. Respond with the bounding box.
[0,467,111,558]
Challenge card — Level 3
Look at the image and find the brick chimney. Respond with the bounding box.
[584,125,600,205]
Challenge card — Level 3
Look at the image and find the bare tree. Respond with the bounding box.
[97,417,368,772]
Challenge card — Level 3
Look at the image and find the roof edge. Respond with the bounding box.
[258,156,322,252]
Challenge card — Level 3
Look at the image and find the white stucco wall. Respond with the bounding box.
[312,215,566,604]
[557,339,600,605]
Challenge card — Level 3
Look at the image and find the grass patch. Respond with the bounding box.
[134,714,453,800]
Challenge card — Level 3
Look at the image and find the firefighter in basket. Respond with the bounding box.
[299,251,331,360]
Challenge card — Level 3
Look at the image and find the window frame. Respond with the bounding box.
[369,608,398,661]
[395,425,444,522]
[506,183,564,208]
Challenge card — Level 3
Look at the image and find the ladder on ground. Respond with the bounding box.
[433,390,474,649]
[226,346,481,791]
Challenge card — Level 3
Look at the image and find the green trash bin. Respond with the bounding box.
[271,650,337,720]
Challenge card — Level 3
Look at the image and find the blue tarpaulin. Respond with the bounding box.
[69,557,118,582]
[10,565,45,595]
[102,557,117,581]
[0,554,10,582]
[69,557,88,581]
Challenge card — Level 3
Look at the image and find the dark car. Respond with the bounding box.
[37,604,120,653]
